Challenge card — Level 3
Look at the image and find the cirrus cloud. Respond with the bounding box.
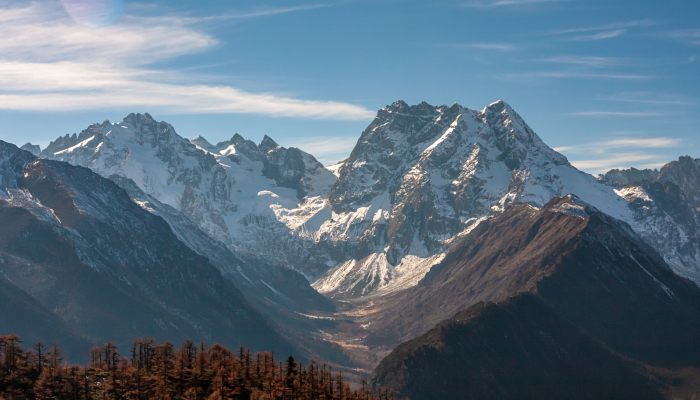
[555,136,682,173]
[0,2,374,120]
[462,0,566,8]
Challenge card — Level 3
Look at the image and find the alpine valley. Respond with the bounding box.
[3,100,700,398]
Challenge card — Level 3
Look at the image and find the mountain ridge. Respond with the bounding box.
[371,195,700,399]
[31,102,700,301]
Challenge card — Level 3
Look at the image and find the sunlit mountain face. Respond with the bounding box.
[1,1,699,399]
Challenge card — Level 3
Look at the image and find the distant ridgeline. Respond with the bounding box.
[0,335,392,399]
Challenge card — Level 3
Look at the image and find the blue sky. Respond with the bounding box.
[0,0,698,172]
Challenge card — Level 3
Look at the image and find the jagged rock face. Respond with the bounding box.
[264,146,311,197]
[327,100,572,265]
[313,100,638,297]
[602,167,660,188]
[194,133,333,199]
[603,156,700,209]
[0,141,35,190]
[0,142,295,360]
[602,157,700,283]
[659,156,700,208]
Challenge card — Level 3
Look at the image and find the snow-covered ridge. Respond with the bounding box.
[41,113,338,277]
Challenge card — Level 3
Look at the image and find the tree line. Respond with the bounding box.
[0,335,393,400]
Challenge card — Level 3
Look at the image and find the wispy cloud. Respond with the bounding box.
[504,71,653,81]
[285,136,358,164]
[541,55,623,67]
[551,19,657,35]
[0,3,215,64]
[555,136,682,173]
[603,92,696,106]
[599,137,682,148]
[555,137,681,154]
[549,19,657,42]
[462,0,565,8]
[663,29,700,46]
[223,4,330,20]
[163,3,331,24]
[518,54,649,82]
[0,2,373,120]
[570,29,625,41]
[452,42,516,51]
[571,111,666,117]
[569,153,664,172]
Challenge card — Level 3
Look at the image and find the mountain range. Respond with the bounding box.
[35,102,700,296]
[3,100,700,398]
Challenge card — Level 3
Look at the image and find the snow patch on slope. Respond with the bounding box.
[313,252,446,298]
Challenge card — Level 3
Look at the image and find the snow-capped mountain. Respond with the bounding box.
[604,156,700,210]
[601,157,700,283]
[315,101,698,297]
[37,102,700,302]
[313,100,636,297]
[43,113,336,277]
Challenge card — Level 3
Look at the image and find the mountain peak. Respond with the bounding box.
[20,143,41,156]
[386,100,409,111]
[383,100,443,115]
[543,195,594,219]
[259,135,279,152]
[190,135,213,151]
[382,99,516,117]
[673,155,697,168]
[230,133,246,143]
[0,140,36,189]
[116,112,182,145]
[483,99,514,114]
[122,112,155,125]
[0,140,27,158]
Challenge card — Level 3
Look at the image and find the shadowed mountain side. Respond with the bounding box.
[370,196,700,398]
[373,294,665,400]
[0,273,88,358]
[107,174,349,365]
[0,141,295,361]
[368,197,700,366]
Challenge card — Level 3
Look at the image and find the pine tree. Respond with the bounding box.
[152,342,175,399]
